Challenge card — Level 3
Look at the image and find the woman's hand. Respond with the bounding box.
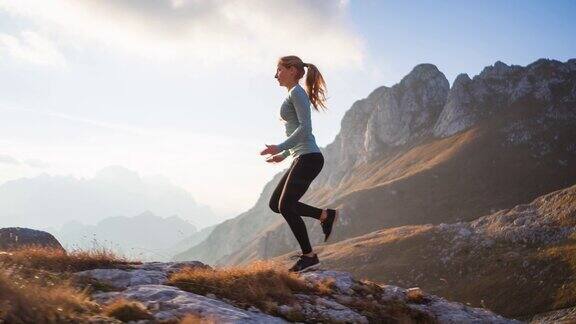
[266,154,286,163]
[260,144,280,156]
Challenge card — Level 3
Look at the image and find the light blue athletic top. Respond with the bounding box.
[277,83,322,158]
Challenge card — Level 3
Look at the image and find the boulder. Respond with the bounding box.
[0,227,64,251]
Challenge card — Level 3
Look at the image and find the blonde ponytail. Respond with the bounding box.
[277,56,328,112]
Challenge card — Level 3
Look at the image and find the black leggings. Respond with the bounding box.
[269,152,324,254]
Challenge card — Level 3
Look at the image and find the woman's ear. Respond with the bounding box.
[289,66,297,75]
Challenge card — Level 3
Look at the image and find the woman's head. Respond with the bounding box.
[275,55,328,111]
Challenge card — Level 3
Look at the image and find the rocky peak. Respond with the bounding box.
[453,72,472,86]
[399,63,447,89]
[332,63,449,167]
[477,60,519,78]
[331,58,575,156]
[433,58,576,137]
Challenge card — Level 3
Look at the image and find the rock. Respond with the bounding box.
[299,269,356,295]
[333,294,354,304]
[277,304,293,316]
[0,227,64,251]
[294,294,369,324]
[74,268,167,290]
[74,261,209,290]
[380,285,407,302]
[93,284,287,323]
[410,294,523,323]
[133,260,210,274]
[300,269,520,323]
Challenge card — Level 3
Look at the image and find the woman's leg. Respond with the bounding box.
[278,153,324,255]
[269,159,324,220]
[269,163,292,214]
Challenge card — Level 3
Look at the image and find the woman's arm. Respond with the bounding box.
[276,87,312,151]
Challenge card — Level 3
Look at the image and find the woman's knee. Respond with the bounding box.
[269,199,280,214]
[278,201,295,216]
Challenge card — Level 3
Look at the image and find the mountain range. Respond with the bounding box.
[0,165,222,230]
[174,57,576,319]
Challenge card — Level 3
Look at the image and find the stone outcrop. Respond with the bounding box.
[75,261,520,323]
[0,227,64,251]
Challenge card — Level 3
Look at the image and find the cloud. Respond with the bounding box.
[0,153,50,168]
[23,158,50,168]
[0,0,365,69]
[0,104,263,161]
[0,154,20,165]
[0,30,66,67]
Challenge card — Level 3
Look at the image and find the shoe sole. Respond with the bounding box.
[296,261,321,273]
[324,209,339,242]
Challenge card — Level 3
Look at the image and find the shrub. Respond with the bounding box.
[0,268,97,323]
[0,245,136,272]
[168,260,326,313]
[102,297,153,322]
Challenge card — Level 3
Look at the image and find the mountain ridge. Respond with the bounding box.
[176,57,576,268]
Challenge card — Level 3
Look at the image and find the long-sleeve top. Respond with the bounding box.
[277,83,321,158]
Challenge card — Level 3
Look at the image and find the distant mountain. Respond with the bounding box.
[175,58,576,269]
[0,165,222,229]
[55,210,198,261]
[171,224,217,262]
[270,182,576,321]
[173,172,291,264]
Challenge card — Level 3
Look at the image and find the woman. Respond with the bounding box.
[260,55,339,273]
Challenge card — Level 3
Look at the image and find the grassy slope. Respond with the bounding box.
[272,182,576,320]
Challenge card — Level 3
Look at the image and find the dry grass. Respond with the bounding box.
[0,245,141,323]
[315,275,336,295]
[168,259,437,323]
[0,244,137,272]
[539,241,576,310]
[0,268,98,323]
[167,260,331,314]
[101,297,153,322]
[344,297,435,324]
[179,313,218,324]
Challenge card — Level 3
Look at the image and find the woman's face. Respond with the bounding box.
[275,64,296,87]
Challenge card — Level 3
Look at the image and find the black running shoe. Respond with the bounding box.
[288,253,321,273]
[321,208,338,242]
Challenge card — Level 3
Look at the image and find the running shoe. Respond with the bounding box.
[321,208,338,242]
[288,253,321,273]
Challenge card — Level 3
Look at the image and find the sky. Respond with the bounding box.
[0,0,575,221]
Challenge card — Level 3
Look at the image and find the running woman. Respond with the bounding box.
[260,55,339,273]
